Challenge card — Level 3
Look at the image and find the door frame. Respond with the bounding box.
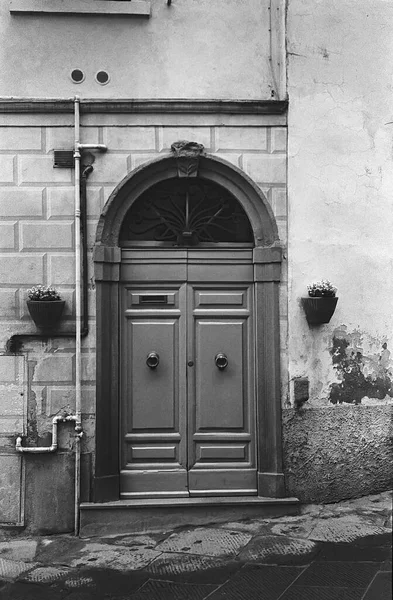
[93,153,284,502]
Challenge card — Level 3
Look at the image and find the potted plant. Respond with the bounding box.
[301,280,338,325]
[26,285,65,330]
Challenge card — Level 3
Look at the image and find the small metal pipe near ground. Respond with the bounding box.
[15,415,78,453]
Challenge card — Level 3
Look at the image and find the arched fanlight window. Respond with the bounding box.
[119,178,253,246]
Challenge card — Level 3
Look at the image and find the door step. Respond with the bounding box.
[79,496,300,538]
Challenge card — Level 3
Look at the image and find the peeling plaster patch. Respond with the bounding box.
[329,327,393,404]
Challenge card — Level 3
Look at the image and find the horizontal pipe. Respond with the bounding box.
[78,143,107,152]
[15,415,81,454]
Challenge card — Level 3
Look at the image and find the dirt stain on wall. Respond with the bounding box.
[329,326,393,404]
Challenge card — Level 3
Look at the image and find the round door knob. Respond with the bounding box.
[146,352,159,369]
[187,360,194,367]
[215,353,228,370]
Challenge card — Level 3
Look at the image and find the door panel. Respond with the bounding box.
[187,282,256,496]
[129,320,178,430]
[120,283,188,498]
[194,320,246,429]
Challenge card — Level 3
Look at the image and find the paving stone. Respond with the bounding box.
[238,534,318,565]
[155,527,251,557]
[0,557,35,581]
[128,579,217,600]
[293,561,379,588]
[279,586,365,599]
[362,571,392,600]
[106,535,158,550]
[309,519,391,543]
[315,542,392,563]
[218,519,271,534]
[60,592,98,600]
[72,568,149,596]
[105,549,161,571]
[35,536,87,564]
[207,564,303,600]
[145,552,241,583]
[0,541,38,562]
[300,503,323,517]
[270,518,315,539]
[21,566,71,583]
[64,575,95,588]
[70,544,161,571]
[0,581,65,600]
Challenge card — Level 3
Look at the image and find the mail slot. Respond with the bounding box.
[130,292,176,307]
[140,295,168,304]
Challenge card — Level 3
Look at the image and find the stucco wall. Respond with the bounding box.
[287,0,393,408]
[0,0,284,100]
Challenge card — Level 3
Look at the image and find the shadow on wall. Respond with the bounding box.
[329,326,393,404]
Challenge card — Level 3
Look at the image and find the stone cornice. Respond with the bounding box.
[0,99,288,115]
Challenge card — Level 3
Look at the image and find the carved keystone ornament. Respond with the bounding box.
[171,140,205,178]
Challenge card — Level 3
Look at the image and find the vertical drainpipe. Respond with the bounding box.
[73,97,106,534]
[73,96,83,535]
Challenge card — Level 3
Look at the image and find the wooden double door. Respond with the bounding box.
[120,248,257,498]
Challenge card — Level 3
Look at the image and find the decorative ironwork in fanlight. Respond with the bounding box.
[119,178,253,246]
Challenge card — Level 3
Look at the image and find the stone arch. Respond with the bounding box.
[92,152,285,503]
[96,154,279,248]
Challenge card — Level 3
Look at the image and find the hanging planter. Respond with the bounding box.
[26,285,65,330]
[302,280,338,325]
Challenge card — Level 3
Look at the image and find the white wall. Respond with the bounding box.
[0,0,283,100]
[287,0,393,405]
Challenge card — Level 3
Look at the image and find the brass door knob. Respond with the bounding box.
[146,352,160,369]
[215,353,228,370]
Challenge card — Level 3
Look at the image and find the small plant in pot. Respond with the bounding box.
[27,285,65,330]
[301,280,338,325]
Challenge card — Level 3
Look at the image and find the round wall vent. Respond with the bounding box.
[70,69,85,84]
[96,71,110,85]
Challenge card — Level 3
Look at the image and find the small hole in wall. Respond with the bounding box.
[70,69,85,84]
[96,71,110,85]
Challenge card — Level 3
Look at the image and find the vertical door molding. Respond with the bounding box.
[93,246,121,501]
[253,247,285,497]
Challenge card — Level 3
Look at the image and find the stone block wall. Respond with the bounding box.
[0,116,288,527]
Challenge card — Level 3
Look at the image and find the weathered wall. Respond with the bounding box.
[0,0,284,100]
[287,0,393,407]
[284,0,393,503]
[283,405,393,503]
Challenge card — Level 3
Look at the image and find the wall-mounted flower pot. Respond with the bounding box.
[27,300,65,330]
[301,296,338,325]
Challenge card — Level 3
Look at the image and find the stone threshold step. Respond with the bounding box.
[81,496,299,510]
[79,496,300,537]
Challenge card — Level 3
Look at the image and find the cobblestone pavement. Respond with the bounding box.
[0,491,391,600]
